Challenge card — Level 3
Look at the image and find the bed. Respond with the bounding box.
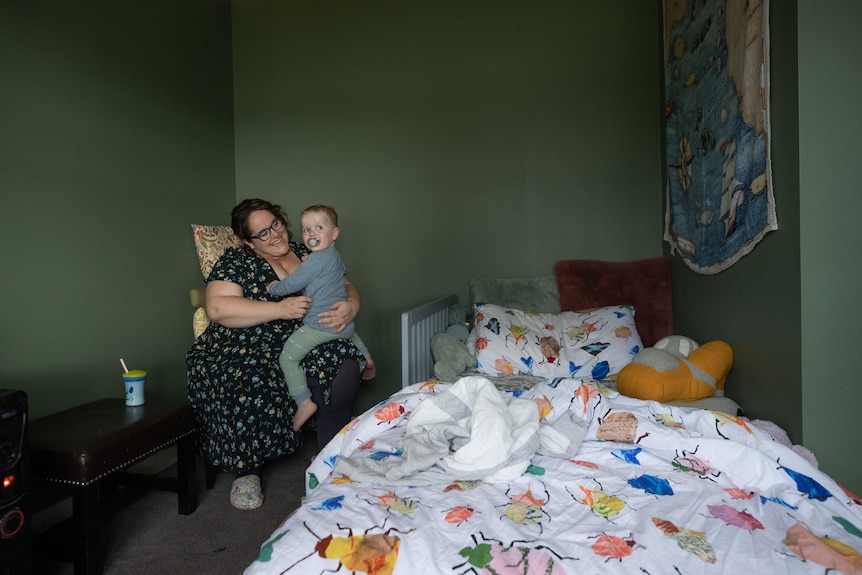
[244,258,862,575]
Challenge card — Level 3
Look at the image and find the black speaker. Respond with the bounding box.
[0,390,31,575]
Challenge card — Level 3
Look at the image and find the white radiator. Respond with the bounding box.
[400,295,457,388]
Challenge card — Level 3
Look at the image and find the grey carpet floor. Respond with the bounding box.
[33,429,319,575]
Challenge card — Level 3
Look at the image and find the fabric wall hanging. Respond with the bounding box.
[663,0,777,274]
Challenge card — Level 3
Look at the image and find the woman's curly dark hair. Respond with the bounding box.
[230,198,292,243]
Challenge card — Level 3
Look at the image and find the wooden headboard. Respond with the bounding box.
[554,257,674,348]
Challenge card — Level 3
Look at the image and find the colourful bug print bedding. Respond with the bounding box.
[244,378,862,575]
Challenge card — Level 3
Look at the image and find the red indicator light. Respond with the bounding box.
[2,474,14,489]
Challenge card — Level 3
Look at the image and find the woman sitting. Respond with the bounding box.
[186,198,365,510]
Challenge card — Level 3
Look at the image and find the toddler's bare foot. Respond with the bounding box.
[293,398,318,431]
[361,356,377,381]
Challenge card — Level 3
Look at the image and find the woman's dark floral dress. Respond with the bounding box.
[186,243,363,475]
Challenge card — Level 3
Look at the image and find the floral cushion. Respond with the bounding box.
[191,224,243,279]
[192,306,210,338]
[473,303,644,379]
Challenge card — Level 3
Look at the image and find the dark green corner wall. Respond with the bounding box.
[230,0,665,414]
[0,0,236,417]
[797,0,862,495]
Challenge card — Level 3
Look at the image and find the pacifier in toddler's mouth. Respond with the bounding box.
[307,237,320,247]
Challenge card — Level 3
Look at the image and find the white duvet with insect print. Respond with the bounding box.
[246,377,862,575]
[333,376,542,485]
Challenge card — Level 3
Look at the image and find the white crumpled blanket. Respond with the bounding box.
[333,376,586,485]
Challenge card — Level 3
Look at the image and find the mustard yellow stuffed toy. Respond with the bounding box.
[617,335,733,402]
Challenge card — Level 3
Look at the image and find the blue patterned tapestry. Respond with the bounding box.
[663,0,777,274]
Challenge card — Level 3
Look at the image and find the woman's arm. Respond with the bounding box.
[318,279,361,333]
[205,280,312,329]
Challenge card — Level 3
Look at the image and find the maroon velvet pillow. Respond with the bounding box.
[554,257,673,348]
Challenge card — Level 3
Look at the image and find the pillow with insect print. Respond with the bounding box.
[472,303,644,379]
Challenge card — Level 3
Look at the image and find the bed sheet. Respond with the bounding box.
[245,378,862,575]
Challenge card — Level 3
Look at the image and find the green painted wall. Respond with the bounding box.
[798,0,862,494]
[231,0,665,413]
[0,0,236,418]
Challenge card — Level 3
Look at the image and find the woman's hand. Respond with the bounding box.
[318,280,361,333]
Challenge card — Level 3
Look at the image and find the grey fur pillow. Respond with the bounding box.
[470,275,560,313]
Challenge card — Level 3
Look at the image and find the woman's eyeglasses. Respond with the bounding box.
[249,218,284,241]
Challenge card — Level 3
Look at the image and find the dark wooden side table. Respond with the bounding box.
[28,398,198,575]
